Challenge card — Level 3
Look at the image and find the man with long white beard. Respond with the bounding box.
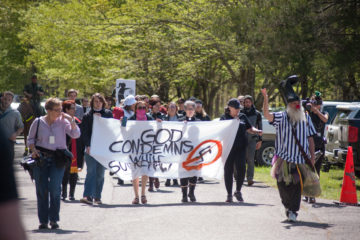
[261,88,316,222]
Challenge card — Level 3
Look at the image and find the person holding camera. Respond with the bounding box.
[303,92,328,204]
[27,98,80,230]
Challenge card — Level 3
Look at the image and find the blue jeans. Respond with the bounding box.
[83,153,105,199]
[33,156,65,224]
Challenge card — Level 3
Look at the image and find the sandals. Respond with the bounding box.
[132,197,139,204]
[141,195,147,204]
[132,196,147,204]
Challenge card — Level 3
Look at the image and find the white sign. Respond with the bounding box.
[115,79,136,106]
[90,116,239,180]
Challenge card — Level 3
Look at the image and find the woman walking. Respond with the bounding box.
[28,98,80,229]
[61,100,84,201]
[80,93,113,205]
[129,101,154,204]
[178,100,200,202]
[220,98,262,203]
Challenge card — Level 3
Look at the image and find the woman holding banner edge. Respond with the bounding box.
[220,98,262,203]
[129,101,154,204]
[178,100,200,203]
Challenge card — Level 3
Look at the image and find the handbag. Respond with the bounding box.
[54,148,73,168]
[20,118,40,180]
[288,115,321,197]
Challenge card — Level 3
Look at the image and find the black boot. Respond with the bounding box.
[188,185,196,202]
[69,185,75,200]
[181,187,188,203]
[173,179,179,186]
[165,179,171,187]
[61,186,67,201]
[148,178,154,192]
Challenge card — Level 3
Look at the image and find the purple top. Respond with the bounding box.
[27,116,80,151]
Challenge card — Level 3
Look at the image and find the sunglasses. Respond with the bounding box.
[137,106,146,110]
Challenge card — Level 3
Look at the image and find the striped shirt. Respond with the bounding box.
[270,111,317,164]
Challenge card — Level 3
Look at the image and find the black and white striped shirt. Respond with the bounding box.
[271,112,317,164]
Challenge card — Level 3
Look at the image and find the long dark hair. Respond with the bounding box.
[90,93,107,109]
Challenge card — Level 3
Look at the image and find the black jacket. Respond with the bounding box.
[81,108,113,147]
[163,113,183,121]
[178,116,200,122]
[151,111,165,120]
[195,112,211,121]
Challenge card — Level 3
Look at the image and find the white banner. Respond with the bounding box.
[90,116,239,180]
[115,79,136,106]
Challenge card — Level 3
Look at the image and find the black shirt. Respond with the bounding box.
[309,110,328,150]
[0,126,18,203]
[195,112,211,121]
[220,112,251,149]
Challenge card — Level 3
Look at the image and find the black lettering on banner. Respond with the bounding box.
[122,140,132,153]
[163,142,173,154]
[170,129,183,142]
[109,141,123,153]
[182,140,194,153]
[109,160,120,174]
[141,129,155,144]
[154,129,171,145]
[141,142,152,154]
[152,145,162,155]
[160,163,172,172]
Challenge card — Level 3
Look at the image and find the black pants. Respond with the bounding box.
[180,177,197,187]
[224,147,246,195]
[277,179,301,212]
[62,166,78,198]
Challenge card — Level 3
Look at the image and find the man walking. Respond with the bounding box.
[0,91,24,162]
[241,95,262,186]
[261,88,316,222]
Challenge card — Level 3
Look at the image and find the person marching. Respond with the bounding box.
[28,98,80,229]
[61,100,84,201]
[220,98,262,203]
[129,101,154,204]
[261,87,316,222]
[241,95,262,186]
[80,93,113,205]
[163,102,182,187]
[178,100,200,202]
[303,92,328,204]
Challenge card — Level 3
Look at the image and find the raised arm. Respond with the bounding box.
[261,88,274,122]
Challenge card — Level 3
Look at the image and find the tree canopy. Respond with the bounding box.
[0,0,359,116]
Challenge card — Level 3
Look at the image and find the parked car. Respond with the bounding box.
[325,104,360,177]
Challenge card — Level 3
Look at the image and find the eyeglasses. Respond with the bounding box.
[186,108,195,111]
[137,106,146,110]
[51,108,62,113]
[169,105,177,109]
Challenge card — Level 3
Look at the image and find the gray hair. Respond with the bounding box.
[184,100,195,110]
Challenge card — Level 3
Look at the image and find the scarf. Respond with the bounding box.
[70,117,80,173]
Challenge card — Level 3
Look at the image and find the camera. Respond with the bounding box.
[302,98,315,112]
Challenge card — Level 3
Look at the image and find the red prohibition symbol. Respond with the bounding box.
[182,139,222,171]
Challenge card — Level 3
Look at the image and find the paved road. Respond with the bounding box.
[13,141,360,240]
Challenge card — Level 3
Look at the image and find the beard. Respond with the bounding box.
[286,105,306,123]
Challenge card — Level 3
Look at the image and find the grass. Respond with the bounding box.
[254,165,360,201]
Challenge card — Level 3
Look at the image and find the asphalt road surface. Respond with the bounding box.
[13,141,360,240]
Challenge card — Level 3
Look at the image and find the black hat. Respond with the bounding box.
[195,99,203,105]
[244,95,253,103]
[279,75,300,104]
[227,98,240,109]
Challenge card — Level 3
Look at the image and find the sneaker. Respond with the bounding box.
[234,191,244,202]
[309,197,316,204]
[181,196,188,203]
[288,211,297,222]
[225,195,233,203]
[154,178,160,189]
[38,223,48,229]
[302,196,309,202]
[80,196,93,205]
[247,180,254,186]
[69,196,75,201]
[198,177,204,183]
[50,221,59,229]
[94,198,102,204]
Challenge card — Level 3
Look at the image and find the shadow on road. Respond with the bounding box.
[281,220,333,230]
[311,202,346,209]
[31,229,88,234]
[92,201,274,208]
